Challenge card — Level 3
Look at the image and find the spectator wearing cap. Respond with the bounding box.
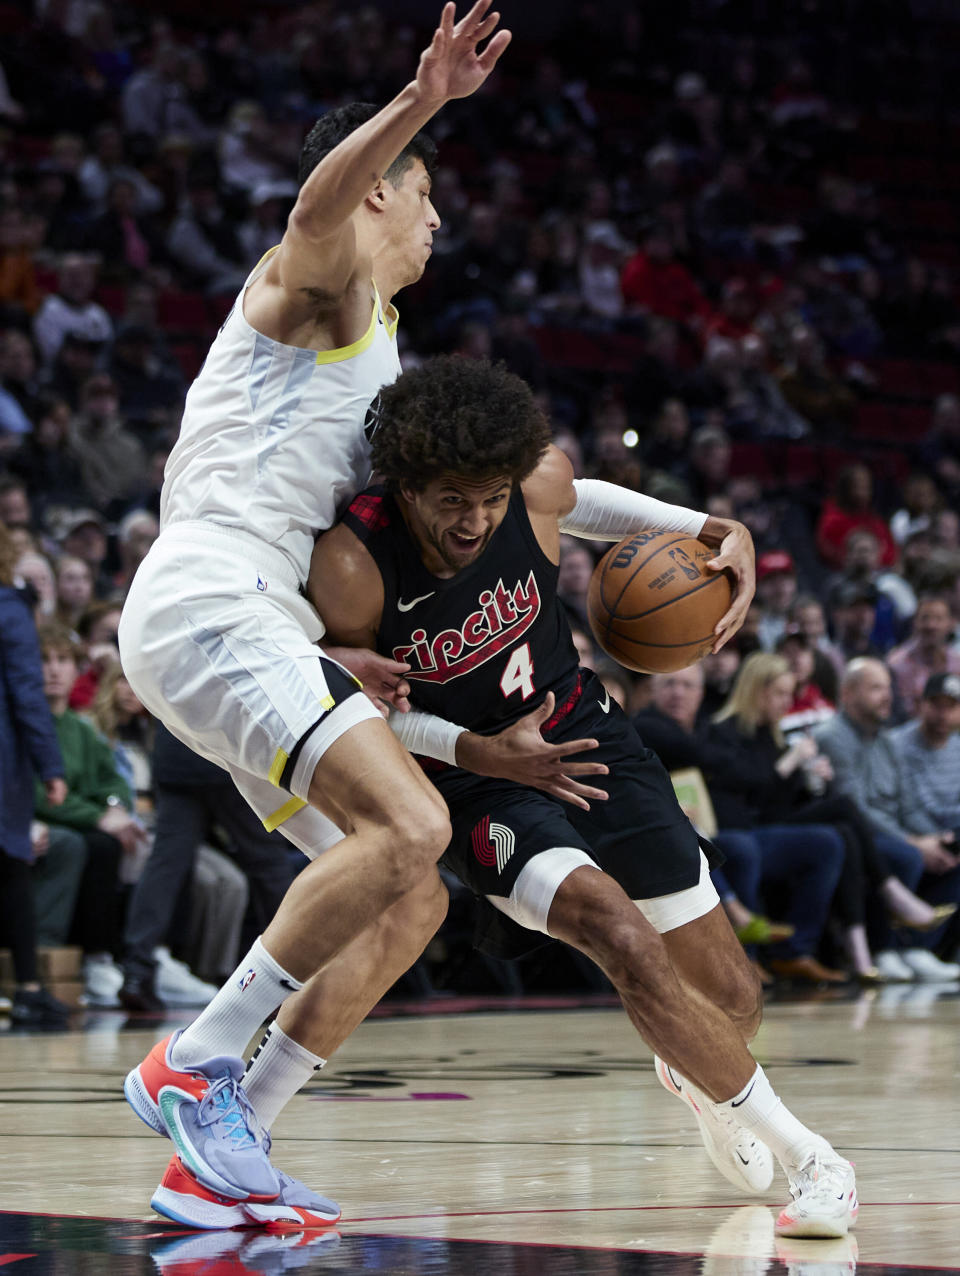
[813,658,960,980]
[887,593,960,719]
[53,508,112,598]
[755,549,797,650]
[32,253,113,370]
[815,462,897,570]
[68,373,146,512]
[828,578,885,665]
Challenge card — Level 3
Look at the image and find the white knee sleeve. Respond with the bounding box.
[488,847,599,934]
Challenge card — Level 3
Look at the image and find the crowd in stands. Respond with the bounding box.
[2,0,960,1016]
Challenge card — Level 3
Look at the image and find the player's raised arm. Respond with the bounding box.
[265,2,511,302]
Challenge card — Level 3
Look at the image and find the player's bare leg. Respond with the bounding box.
[547,867,857,1235]
[546,867,757,1099]
[264,718,450,979]
[243,868,449,1129]
[659,902,764,1044]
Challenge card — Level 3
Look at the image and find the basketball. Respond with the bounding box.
[586,530,732,674]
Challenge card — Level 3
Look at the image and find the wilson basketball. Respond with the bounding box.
[586,530,732,673]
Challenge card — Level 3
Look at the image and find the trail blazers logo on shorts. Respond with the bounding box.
[471,814,516,874]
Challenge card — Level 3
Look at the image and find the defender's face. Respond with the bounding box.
[386,159,440,287]
[403,473,513,575]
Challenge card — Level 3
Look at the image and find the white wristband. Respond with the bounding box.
[390,709,466,765]
[560,478,707,541]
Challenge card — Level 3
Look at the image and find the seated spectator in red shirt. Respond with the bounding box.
[620,222,713,337]
[816,462,897,569]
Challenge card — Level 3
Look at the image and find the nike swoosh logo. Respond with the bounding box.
[730,1080,756,1107]
[398,592,435,612]
[736,1152,750,1165]
[278,977,299,992]
[598,689,611,713]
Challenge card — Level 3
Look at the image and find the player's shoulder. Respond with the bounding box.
[521,444,576,519]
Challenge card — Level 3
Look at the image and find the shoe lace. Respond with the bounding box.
[789,1150,848,1201]
[196,1073,260,1151]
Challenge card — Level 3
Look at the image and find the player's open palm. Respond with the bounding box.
[459,692,609,810]
[417,1,511,104]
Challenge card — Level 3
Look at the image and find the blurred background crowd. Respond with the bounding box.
[2,0,960,1023]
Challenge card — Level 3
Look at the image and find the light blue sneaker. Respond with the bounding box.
[124,1029,279,1201]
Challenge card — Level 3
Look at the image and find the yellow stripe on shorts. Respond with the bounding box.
[268,748,289,787]
[263,795,307,832]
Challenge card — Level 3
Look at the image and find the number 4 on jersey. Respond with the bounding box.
[500,642,535,700]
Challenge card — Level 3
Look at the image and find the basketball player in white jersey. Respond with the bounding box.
[116,3,608,1230]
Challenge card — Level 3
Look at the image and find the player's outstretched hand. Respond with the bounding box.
[325,646,412,716]
[703,520,755,652]
[417,1,512,105]
[457,691,609,810]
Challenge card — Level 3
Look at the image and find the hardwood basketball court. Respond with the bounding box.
[0,985,957,1273]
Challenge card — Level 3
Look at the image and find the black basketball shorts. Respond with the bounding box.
[431,669,720,957]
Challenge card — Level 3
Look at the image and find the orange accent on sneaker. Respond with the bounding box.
[139,1034,210,1104]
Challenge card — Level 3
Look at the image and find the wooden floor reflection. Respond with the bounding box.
[0,981,958,1274]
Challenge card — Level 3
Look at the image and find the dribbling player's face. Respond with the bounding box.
[402,473,513,576]
[385,159,440,288]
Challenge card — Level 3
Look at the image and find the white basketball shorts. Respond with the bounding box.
[118,521,381,857]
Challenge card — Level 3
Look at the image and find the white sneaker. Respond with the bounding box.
[152,947,219,1007]
[0,994,12,1014]
[900,948,960,982]
[873,950,915,981]
[82,953,124,1007]
[776,1149,858,1238]
[654,1057,774,1194]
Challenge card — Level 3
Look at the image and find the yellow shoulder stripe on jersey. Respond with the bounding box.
[263,795,307,832]
[253,244,282,272]
[314,293,379,365]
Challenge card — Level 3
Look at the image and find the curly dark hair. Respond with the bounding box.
[370,355,552,491]
[298,103,438,188]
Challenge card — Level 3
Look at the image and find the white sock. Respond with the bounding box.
[171,937,304,1067]
[717,1064,832,1170]
[244,1022,326,1132]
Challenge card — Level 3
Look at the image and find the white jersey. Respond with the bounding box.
[160,250,402,584]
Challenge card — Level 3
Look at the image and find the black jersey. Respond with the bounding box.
[342,484,579,732]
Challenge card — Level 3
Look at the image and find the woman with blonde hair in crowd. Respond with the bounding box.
[711,652,952,982]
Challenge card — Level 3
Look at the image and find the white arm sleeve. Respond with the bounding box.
[390,710,466,766]
[559,478,708,541]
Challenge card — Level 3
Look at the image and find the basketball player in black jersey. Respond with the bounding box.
[303,356,859,1240]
